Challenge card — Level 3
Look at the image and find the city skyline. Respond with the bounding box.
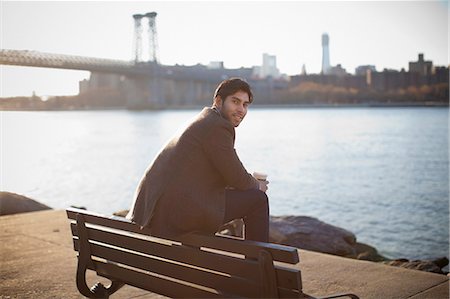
[1,1,448,97]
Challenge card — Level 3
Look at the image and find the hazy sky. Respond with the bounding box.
[1,0,448,97]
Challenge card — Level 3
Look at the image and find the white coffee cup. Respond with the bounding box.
[253,171,268,181]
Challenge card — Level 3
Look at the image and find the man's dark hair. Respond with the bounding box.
[213,78,253,103]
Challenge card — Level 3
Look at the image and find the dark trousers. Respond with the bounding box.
[222,189,269,242]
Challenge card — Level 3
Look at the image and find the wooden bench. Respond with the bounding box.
[67,207,358,298]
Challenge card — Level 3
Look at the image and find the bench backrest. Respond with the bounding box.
[67,207,304,298]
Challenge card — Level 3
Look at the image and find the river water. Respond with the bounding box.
[2,107,448,261]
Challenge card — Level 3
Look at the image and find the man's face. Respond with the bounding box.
[215,90,250,127]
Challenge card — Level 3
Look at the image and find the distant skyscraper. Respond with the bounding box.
[259,53,280,78]
[321,33,331,74]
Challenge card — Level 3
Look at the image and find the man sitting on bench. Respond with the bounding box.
[127,78,270,242]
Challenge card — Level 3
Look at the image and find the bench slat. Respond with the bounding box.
[67,208,144,232]
[180,232,299,264]
[90,259,228,298]
[71,224,302,291]
[74,239,261,298]
[67,208,299,264]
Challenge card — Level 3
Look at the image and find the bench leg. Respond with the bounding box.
[76,214,124,298]
[258,250,279,298]
[89,281,125,299]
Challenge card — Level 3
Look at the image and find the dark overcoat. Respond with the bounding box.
[127,107,259,238]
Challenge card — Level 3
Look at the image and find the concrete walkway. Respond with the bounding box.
[0,210,448,298]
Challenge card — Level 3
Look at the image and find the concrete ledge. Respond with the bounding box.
[298,250,448,298]
[0,210,448,298]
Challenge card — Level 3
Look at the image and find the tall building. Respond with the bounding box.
[321,33,331,74]
[409,53,433,76]
[301,64,307,75]
[355,65,377,76]
[256,53,280,78]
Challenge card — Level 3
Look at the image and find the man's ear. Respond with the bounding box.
[213,96,222,108]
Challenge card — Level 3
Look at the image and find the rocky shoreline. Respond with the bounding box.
[219,216,449,275]
[1,191,448,275]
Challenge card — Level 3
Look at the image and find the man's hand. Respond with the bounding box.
[258,179,269,192]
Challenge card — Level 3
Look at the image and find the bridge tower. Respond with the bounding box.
[133,14,145,62]
[321,33,331,74]
[145,12,159,63]
[129,12,162,108]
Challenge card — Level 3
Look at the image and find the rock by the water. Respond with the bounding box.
[269,215,359,257]
[220,215,387,260]
[353,242,387,262]
[382,257,449,274]
[0,192,51,216]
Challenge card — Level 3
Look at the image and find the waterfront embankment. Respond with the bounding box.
[1,191,448,275]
